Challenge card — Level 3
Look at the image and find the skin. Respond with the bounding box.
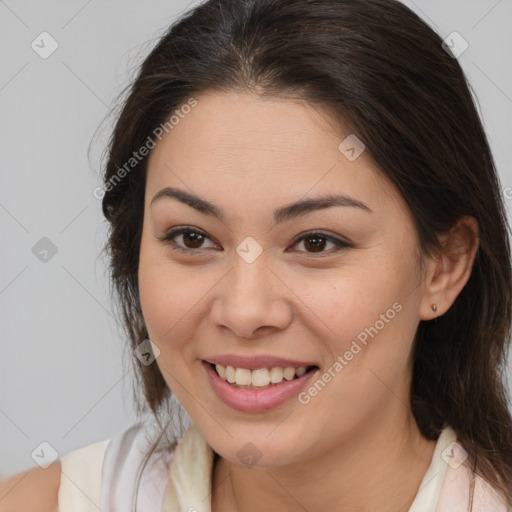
[138,90,479,512]
[0,462,60,512]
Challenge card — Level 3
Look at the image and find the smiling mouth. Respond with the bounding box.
[207,362,319,389]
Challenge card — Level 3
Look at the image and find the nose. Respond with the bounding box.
[209,256,293,340]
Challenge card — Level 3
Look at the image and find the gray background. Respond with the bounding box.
[1,0,511,477]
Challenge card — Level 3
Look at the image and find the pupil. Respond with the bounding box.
[184,232,203,248]
[305,236,325,252]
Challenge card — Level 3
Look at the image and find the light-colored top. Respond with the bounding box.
[58,421,510,512]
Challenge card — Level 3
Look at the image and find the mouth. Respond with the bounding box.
[206,361,319,390]
[202,360,320,413]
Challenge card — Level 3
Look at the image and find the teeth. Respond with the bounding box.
[215,364,226,379]
[296,367,307,377]
[225,365,236,383]
[251,368,270,386]
[269,367,283,383]
[235,368,252,386]
[283,367,296,380]
[213,364,310,387]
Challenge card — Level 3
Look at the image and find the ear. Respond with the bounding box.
[419,216,479,321]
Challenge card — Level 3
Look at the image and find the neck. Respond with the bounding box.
[211,405,437,512]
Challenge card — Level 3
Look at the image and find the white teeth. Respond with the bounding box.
[296,366,307,377]
[213,364,312,387]
[215,364,226,379]
[251,368,270,386]
[235,368,252,386]
[269,367,283,383]
[225,365,236,383]
[283,367,296,380]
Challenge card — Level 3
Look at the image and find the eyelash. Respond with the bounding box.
[158,226,352,256]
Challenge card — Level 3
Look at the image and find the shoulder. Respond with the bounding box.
[99,421,176,510]
[0,461,61,512]
[0,424,139,512]
[435,428,510,512]
[438,461,510,512]
[58,436,111,511]
[58,421,176,511]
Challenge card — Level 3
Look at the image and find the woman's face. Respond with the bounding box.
[138,91,432,466]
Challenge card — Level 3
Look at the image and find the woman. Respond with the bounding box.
[2,0,511,510]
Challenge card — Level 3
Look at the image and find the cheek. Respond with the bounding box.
[137,246,217,366]
[303,284,416,438]
[321,250,420,372]
[139,262,171,338]
[138,257,197,396]
[138,246,193,351]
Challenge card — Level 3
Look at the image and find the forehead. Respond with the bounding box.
[145,91,402,215]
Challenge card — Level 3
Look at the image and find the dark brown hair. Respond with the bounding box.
[99,0,512,508]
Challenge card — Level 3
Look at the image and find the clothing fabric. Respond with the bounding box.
[58,422,510,511]
[59,422,173,511]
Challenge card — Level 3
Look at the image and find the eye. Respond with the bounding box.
[158,226,219,252]
[158,227,352,256]
[289,231,352,255]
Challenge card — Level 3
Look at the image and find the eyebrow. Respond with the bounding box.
[150,186,372,224]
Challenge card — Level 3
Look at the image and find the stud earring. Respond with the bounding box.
[431,303,438,313]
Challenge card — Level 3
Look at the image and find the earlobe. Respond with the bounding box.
[419,216,479,321]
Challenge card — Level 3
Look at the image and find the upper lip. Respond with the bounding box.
[203,354,318,370]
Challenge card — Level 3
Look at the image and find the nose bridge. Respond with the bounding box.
[230,251,270,303]
[211,248,292,338]
[226,234,272,304]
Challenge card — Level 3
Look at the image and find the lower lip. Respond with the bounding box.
[202,361,319,413]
